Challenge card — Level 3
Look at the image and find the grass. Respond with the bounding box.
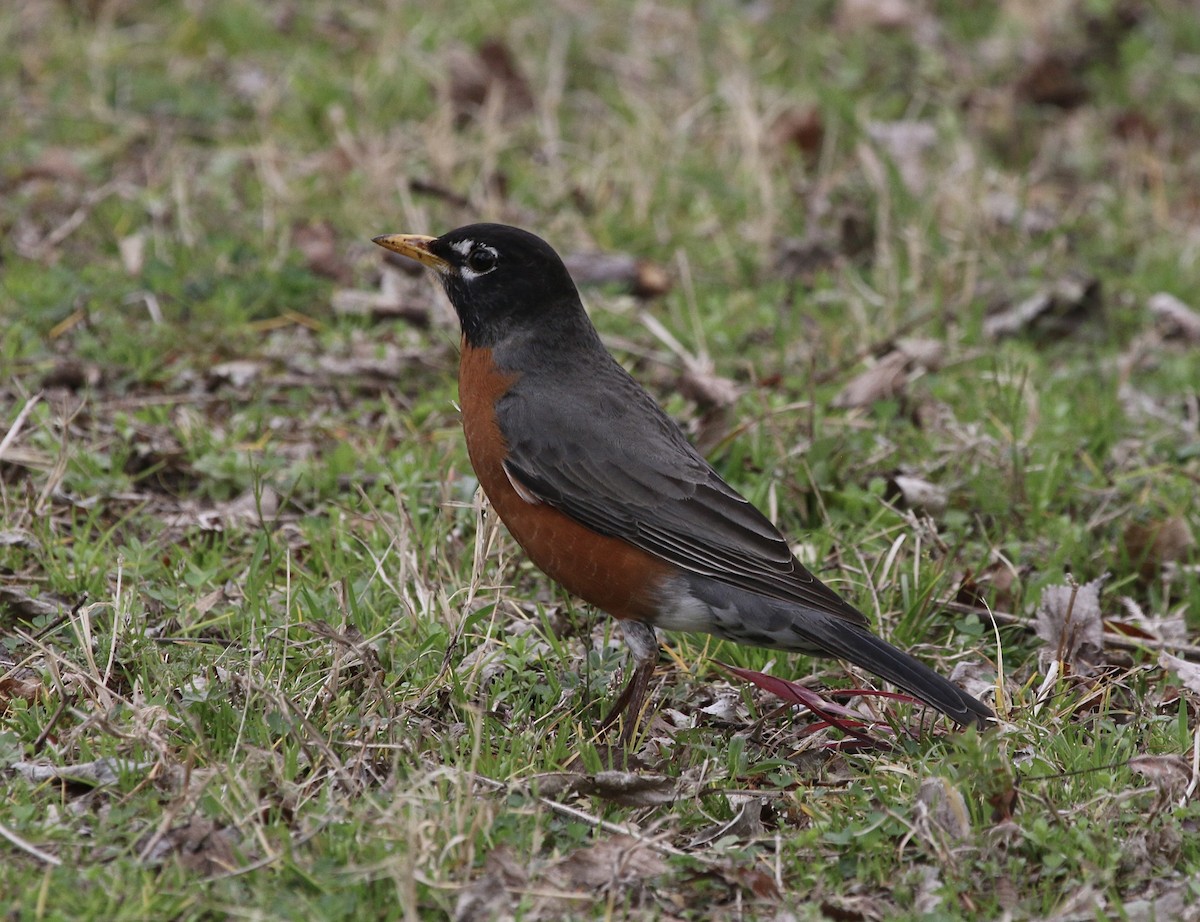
[3,0,1200,918]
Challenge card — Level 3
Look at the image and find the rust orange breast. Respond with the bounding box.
[458,343,672,622]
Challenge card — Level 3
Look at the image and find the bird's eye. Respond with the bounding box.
[466,247,497,273]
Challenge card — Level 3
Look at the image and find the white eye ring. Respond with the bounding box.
[465,246,498,274]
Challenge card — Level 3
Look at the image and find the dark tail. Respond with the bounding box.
[677,576,995,727]
[817,619,994,728]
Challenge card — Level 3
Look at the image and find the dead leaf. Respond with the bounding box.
[832,351,909,408]
[294,220,352,283]
[14,146,87,185]
[714,862,781,900]
[333,266,434,326]
[983,190,1059,236]
[1035,576,1106,674]
[836,0,917,31]
[0,586,64,621]
[1129,754,1192,811]
[984,273,1102,340]
[207,360,264,390]
[454,853,517,922]
[159,487,280,533]
[1147,292,1200,343]
[1109,597,1188,645]
[688,795,769,847]
[550,835,668,892]
[678,361,739,410]
[535,770,675,807]
[0,672,45,707]
[889,475,948,514]
[561,251,671,298]
[41,358,102,390]
[118,232,146,275]
[137,817,238,875]
[1112,108,1159,144]
[14,758,152,789]
[954,560,1020,612]
[1015,54,1089,109]
[772,235,837,281]
[948,659,997,706]
[0,529,36,548]
[1124,516,1195,581]
[446,38,534,122]
[864,120,938,195]
[914,777,972,845]
[769,105,824,160]
[575,771,676,807]
[1159,652,1200,696]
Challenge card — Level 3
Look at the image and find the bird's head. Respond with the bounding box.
[372,223,582,348]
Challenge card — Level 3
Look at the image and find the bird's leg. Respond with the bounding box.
[596,620,659,748]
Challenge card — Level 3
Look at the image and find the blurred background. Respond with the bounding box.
[2,0,1199,918]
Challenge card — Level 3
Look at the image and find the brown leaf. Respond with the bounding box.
[715,862,780,900]
[832,350,909,408]
[688,795,769,847]
[541,770,676,808]
[454,848,524,922]
[447,38,534,122]
[1147,292,1200,343]
[678,362,739,410]
[0,586,63,621]
[1035,576,1106,674]
[137,818,238,875]
[1112,108,1159,144]
[983,273,1102,340]
[333,267,434,326]
[0,672,45,707]
[769,105,824,159]
[294,220,352,283]
[14,146,87,185]
[772,235,838,281]
[1128,754,1191,811]
[915,777,972,845]
[1015,54,1089,109]
[954,560,1020,611]
[561,251,672,298]
[41,358,102,391]
[836,0,918,31]
[1124,516,1195,581]
[550,835,668,892]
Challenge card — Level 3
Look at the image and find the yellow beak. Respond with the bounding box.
[371,234,452,273]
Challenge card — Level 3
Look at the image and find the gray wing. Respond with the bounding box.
[497,363,869,627]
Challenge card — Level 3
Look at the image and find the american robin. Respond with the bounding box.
[372,223,994,741]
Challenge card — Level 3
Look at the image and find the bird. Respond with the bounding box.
[372,223,994,744]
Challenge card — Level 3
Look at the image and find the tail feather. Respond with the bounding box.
[669,576,994,728]
[808,617,993,727]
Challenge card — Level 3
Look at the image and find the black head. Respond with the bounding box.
[372,223,585,348]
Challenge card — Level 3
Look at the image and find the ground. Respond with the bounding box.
[2,1,1200,919]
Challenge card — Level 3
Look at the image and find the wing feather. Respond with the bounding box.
[497,365,867,626]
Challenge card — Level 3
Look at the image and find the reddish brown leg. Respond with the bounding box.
[596,620,659,748]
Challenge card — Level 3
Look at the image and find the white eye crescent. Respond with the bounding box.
[465,246,498,274]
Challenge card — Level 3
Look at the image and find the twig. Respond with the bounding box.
[0,393,42,463]
[0,820,62,867]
